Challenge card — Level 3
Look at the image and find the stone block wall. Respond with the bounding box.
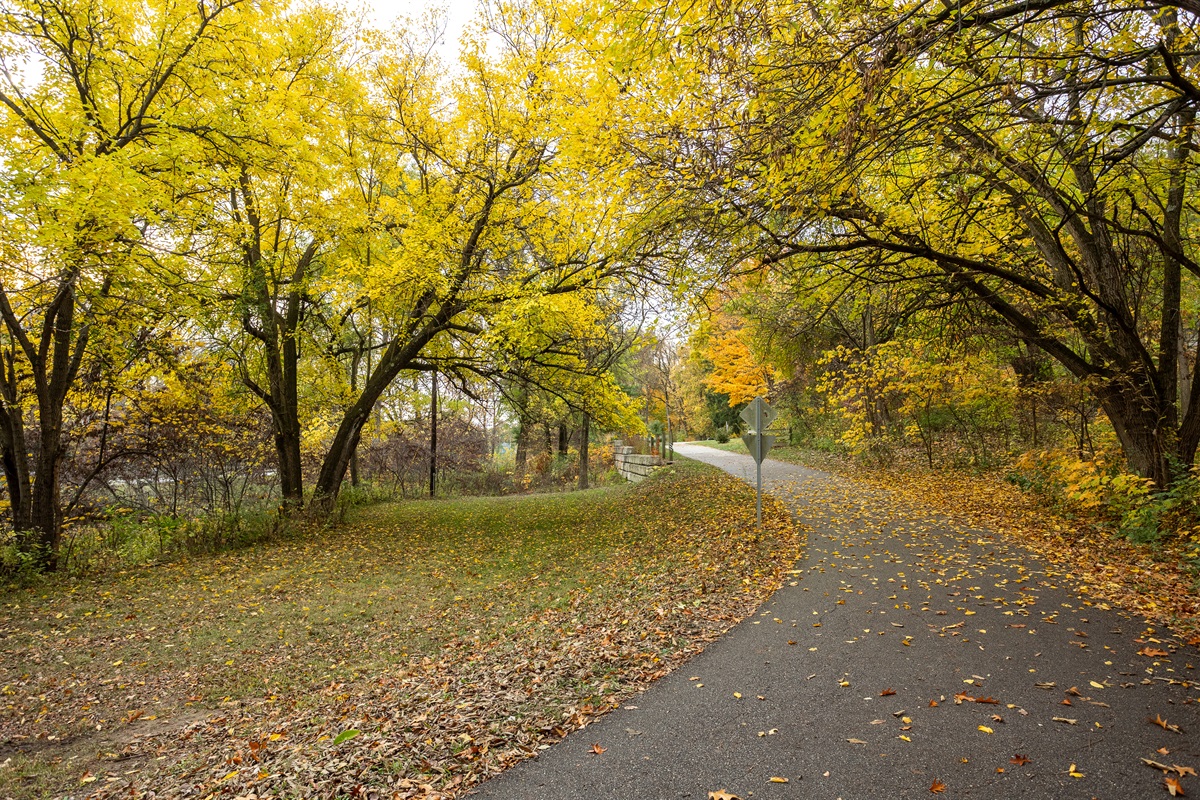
[613,443,665,483]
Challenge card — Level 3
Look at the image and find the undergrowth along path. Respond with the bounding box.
[469,444,1200,800]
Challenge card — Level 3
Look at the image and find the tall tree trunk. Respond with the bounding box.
[515,419,528,475]
[429,371,437,498]
[557,423,568,456]
[0,357,32,532]
[256,305,304,511]
[1095,377,1174,488]
[233,181,315,513]
[349,351,360,488]
[271,406,304,511]
[665,397,672,461]
[578,412,590,490]
[1179,330,1193,423]
[265,283,304,510]
[27,407,63,569]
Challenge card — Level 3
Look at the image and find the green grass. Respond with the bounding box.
[688,438,839,470]
[0,458,800,798]
[3,484,640,704]
[689,438,748,453]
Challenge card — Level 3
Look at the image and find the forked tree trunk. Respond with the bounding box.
[309,310,449,515]
[234,179,315,513]
[0,278,94,569]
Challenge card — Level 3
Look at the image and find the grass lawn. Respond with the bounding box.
[687,438,819,463]
[688,439,748,454]
[0,459,800,799]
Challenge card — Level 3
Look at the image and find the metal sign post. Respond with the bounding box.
[740,397,776,526]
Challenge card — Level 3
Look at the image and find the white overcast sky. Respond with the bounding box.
[358,0,482,59]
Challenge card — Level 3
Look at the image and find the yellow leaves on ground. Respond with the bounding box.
[770,446,1200,639]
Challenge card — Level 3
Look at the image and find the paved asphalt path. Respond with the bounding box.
[470,444,1200,799]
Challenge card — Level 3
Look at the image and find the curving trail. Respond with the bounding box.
[470,444,1200,799]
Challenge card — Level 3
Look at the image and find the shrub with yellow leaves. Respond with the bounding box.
[816,341,1016,469]
[1007,449,1200,543]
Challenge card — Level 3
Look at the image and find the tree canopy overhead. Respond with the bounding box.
[596,0,1200,487]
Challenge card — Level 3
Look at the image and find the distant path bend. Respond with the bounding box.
[471,444,1200,799]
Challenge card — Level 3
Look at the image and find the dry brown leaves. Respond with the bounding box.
[0,467,801,799]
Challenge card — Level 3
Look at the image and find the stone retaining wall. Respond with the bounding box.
[613,444,665,483]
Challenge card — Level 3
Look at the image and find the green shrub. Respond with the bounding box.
[1119,468,1200,545]
[0,536,42,585]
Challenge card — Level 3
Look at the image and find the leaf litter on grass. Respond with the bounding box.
[0,461,802,799]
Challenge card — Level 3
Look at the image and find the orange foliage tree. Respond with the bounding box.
[698,314,773,407]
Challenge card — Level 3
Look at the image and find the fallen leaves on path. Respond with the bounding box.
[930,778,946,793]
[953,692,998,705]
[1152,714,1186,734]
[770,448,1200,636]
[1145,760,1200,778]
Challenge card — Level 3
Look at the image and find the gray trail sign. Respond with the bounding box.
[740,397,776,525]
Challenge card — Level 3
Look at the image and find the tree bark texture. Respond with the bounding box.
[578,412,590,490]
[429,371,437,498]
